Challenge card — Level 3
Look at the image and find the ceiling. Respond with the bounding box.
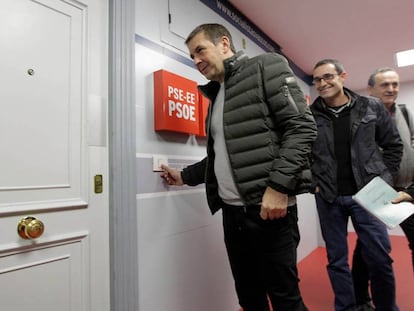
[228,0,414,91]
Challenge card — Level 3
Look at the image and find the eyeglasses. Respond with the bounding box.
[312,73,338,85]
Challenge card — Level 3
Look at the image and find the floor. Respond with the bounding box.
[298,232,412,310]
[238,232,413,310]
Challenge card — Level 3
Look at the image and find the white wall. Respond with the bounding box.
[135,0,320,310]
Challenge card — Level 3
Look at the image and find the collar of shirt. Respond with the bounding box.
[324,91,354,115]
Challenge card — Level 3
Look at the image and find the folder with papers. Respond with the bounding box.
[352,176,414,229]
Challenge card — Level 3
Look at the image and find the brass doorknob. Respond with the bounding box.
[17,216,45,239]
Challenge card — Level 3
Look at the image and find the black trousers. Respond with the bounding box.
[352,213,414,304]
[400,213,414,269]
[222,203,308,311]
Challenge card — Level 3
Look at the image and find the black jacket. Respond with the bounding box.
[310,88,403,203]
[405,183,414,199]
[181,51,317,214]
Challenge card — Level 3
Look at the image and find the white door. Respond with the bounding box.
[0,0,109,310]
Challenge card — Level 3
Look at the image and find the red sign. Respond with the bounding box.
[197,92,210,137]
[154,70,200,135]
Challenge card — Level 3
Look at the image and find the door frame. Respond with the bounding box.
[109,0,139,310]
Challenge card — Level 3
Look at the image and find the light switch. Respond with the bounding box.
[152,155,168,172]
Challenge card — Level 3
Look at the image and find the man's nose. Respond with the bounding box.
[319,79,328,88]
[193,56,201,65]
[385,84,396,92]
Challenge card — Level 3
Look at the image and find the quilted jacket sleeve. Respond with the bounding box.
[260,53,317,193]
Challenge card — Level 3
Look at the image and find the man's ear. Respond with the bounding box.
[367,85,373,96]
[220,36,232,53]
[338,71,347,84]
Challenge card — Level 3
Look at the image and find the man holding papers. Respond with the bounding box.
[310,59,403,311]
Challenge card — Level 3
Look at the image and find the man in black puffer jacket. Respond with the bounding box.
[161,24,316,311]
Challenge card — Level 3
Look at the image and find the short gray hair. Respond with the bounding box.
[367,67,396,87]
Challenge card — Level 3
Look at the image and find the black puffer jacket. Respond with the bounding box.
[310,88,403,203]
[182,51,317,214]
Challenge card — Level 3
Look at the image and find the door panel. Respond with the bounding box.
[0,233,87,311]
[0,0,84,210]
[0,0,109,310]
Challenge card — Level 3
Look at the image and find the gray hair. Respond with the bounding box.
[367,67,397,87]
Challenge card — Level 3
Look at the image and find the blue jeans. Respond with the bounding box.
[352,212,414,305]
[315,194,399,311]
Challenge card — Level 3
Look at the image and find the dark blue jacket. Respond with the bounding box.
[310,88,403,203]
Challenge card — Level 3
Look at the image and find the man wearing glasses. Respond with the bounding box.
[309,59,402,311]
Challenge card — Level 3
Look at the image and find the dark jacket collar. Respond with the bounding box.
[311,87,360,113]
[223,51,249,81]
[198,51,249,102]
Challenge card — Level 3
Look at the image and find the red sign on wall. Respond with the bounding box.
[197,92,210,137]
[154,70,200,135]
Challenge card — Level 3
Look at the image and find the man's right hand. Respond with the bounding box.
[160,164,184,186]
[391,191,413,203]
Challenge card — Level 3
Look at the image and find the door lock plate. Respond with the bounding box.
[94,174,103,193]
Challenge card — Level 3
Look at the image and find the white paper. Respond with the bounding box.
[352,176,414,229]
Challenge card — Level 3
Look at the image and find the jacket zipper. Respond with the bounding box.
[283,85,299,112]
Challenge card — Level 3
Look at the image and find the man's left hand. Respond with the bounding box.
[260,187,288,220]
